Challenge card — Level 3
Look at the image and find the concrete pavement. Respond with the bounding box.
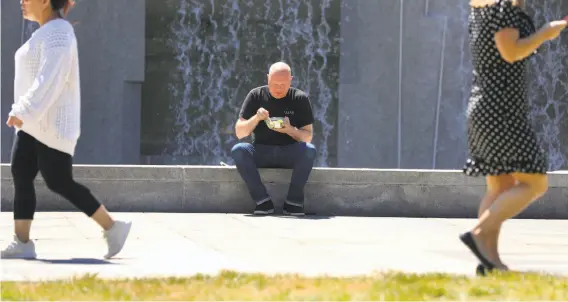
[1,212,567,281]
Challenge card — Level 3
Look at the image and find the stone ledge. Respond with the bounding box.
[1,164,567,218]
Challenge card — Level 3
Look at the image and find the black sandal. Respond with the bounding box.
[459,232,497,270]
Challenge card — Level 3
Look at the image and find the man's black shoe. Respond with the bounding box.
[283,202,305,216]
[254,200,275,215]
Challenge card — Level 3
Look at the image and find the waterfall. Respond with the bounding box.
[526,1,568,170]
[166,0,340,166]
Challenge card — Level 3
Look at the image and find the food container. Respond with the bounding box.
[265,117,285,129]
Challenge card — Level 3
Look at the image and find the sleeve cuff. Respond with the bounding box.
[10,100,33,124]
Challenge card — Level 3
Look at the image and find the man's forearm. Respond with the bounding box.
[288,127,312,143]
[235,116,260,139]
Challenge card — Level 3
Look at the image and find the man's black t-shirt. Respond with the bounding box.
[239,86,315,146]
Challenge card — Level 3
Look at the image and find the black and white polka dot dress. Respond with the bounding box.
[463,0,548,177]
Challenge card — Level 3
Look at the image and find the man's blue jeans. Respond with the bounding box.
[231,142,316,205]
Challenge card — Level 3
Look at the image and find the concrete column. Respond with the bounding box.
[337,0,401,169]
[1,0,23,162]
[337,0,479,170]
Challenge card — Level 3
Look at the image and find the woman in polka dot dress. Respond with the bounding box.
[460,0,567,273]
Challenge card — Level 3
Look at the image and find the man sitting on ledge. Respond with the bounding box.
[232,62,316,216]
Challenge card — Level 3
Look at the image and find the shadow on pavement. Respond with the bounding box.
[29,258,118,265]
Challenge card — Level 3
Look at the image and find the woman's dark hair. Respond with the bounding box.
[50,0,69,11]
[50,0,75,17]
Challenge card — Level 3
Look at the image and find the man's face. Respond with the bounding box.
[267,71,292,99]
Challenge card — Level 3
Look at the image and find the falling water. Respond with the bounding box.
[526,1,568,171]
[166,0,340,166]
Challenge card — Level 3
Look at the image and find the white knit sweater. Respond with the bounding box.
[10,19,81,156]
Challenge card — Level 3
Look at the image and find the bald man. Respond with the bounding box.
[232,62,316,216]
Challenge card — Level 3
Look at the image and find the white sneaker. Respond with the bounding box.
[1,235,37,259]
[103,220,132,259]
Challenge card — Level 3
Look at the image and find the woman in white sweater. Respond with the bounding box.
[2,0,131,259]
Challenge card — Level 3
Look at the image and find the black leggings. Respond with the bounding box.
[11,131,101,220]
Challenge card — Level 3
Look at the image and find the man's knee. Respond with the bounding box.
[231,143,253,163]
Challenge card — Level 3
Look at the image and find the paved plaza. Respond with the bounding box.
[1,212,567,281]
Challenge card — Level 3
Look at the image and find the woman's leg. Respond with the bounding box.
[1,131,39,258]
[36,145,107,224]
[467,172,548,267]
[478,174,516,267]
[36,141,132,259]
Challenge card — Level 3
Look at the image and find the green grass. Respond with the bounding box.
[2,270,567,301]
